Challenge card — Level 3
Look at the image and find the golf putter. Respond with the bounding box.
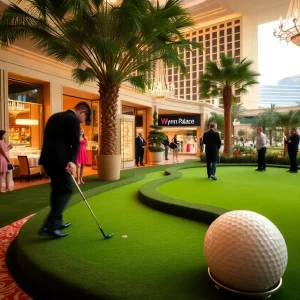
[70,174,113,239]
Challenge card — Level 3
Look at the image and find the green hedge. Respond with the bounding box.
[200,152,297,165]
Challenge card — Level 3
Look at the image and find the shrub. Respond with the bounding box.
[200,150,295,165]
[232,145,255,155]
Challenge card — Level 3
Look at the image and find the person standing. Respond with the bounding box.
[39,102,91,238]
[203,123,221,180]
[163,135,170,160]
[76,128,90,184]
[255,127,267,172]
[200,137,204,152]
[135,132,146,166]
[285,128,300,173]
[0,130,13,193]
[172,134,180,163]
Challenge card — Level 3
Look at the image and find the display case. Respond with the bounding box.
[119,115,135,168]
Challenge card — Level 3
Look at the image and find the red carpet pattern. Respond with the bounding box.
[0,216,33,300]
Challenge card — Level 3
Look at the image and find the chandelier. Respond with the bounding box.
[146,60,175,100]
[8,100,29,117]
[273,0,300,46]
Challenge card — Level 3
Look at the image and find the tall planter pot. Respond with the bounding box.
[96,155,121,181]
[150,151,163,165]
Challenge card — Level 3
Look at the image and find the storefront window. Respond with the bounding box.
[8,79,44,153]
[8,79,43,103]
[8,101,42,149]
[166,130,198,154]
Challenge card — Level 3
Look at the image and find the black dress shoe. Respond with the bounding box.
[140,164,145,166]
[39,227,68,238]
[255,168,261,171]
[290,171,298,173]
[211,175,217,180]
[286,170,291,172]
[259,169,266,172]
[59,222,71,230]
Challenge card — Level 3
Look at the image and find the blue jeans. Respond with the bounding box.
[207,158,218,176]
[164,146,169,159]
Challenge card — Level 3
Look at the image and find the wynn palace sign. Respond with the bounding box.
[158,115,201,127]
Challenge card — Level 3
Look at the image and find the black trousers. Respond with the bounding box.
[136,147,144,165]
[288,150,298,171]
[43,167,73,231]
[257,147,266,170]
[206,153,218,176]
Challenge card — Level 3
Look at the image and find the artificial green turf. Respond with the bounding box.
[10,164,299,299]
[0,165,171,228]
[16,171,215,300]
[158,166,300,300]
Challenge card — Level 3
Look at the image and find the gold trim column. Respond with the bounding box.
[0,69,14,188]
[0,69,8,130]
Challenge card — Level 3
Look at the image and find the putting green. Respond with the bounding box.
[158,166,300,299]
[11,165,300,299]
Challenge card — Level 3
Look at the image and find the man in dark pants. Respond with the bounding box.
[285,128,300,173]
[255,127,267,172]
[39,102,91,238]
[203,123,222,180]
[135,132,146,166]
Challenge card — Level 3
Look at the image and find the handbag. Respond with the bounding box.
[169,142,177,149]
[7,163,14,171]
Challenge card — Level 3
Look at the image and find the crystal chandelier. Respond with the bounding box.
[273,0,300,46]
[8,100,29,117]
[146,60,175,100]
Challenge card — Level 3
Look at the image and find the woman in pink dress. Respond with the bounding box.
[76,128,89,184]
[0,130,13,193]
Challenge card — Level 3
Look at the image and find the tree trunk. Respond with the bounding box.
[98,85,120,155]
[269,130,272,146]
[223,86,232,155]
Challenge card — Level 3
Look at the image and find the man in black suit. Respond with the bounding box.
[39,102,91,238]
[135,132,146,166]
[285,128,300,173]
[203,123,222,180]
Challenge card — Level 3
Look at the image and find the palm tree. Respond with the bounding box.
[277,110,300,156]
[231,102,246,143]
[263,104,279,146]
[0,0,201,180]
[199,54,259,154]
[252,112,269,133]
[205,112,224,133]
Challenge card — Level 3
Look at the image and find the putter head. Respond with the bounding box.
[105,233,114,239]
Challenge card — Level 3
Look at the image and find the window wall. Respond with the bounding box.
[167,17,241,107]
[8,79,43,150]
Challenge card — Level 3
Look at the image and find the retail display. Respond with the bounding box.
[9,126,30,146]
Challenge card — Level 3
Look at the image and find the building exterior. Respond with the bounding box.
[259,75,300,107]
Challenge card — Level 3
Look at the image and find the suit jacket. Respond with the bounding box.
[203,129,222,159]
[39,110,80,171]
[285,133,300,154]
[135,136,146,149]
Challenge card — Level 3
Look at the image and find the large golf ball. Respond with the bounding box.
[204,210,288,292]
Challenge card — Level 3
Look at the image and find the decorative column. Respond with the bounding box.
[0,69,14,188]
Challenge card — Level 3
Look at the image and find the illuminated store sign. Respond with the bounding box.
[158,115,201,127]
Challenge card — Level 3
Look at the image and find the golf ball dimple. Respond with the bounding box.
[204,210,288,292]
[122,235,128,238]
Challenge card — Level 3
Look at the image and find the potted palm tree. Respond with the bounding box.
[0,0,202,180]
[148,107,166,165]
[199,54,260,155]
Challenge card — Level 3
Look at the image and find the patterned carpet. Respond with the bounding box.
[0,216,32,300]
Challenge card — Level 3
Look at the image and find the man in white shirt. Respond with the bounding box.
[255,127,267,172]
